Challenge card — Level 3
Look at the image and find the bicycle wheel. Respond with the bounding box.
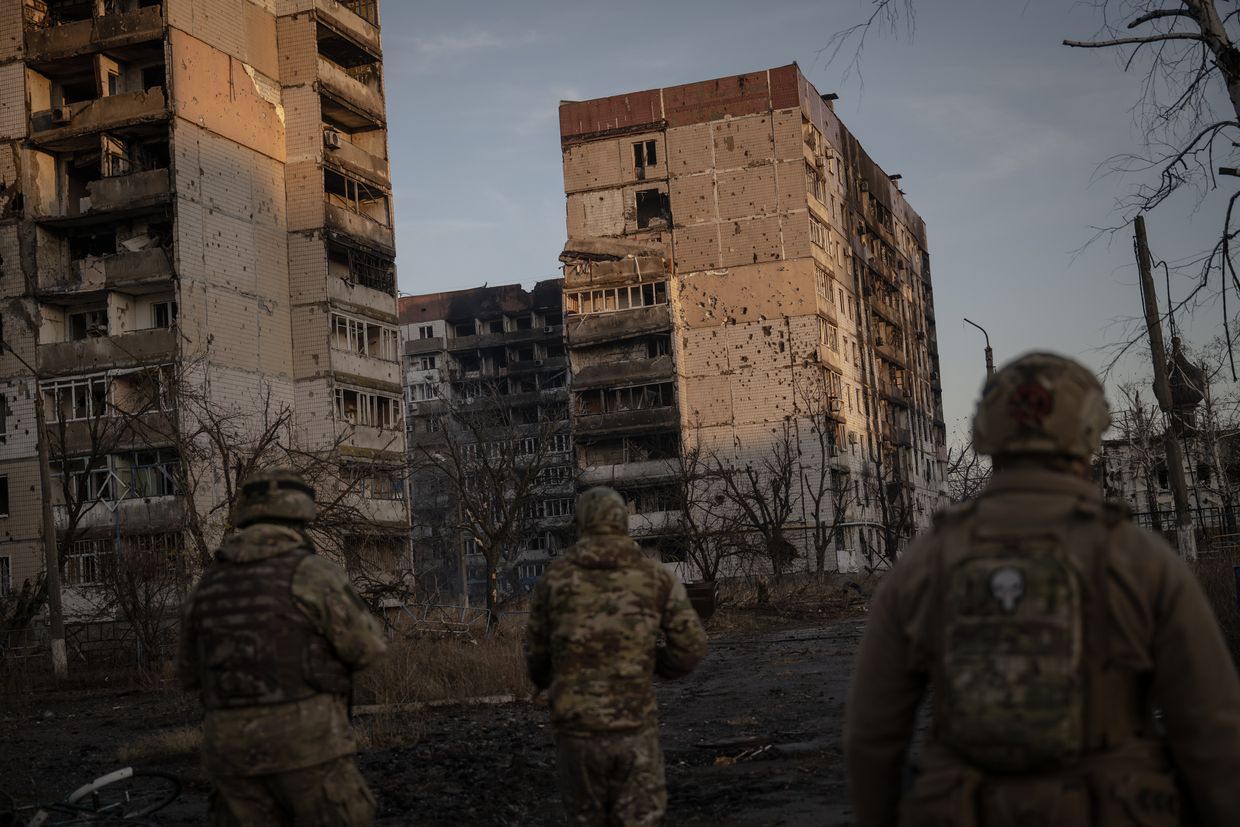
[78,771,180,819]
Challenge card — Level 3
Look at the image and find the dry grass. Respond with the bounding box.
[708,571,873,633]
[358,630,532,708]
[116,725,202,763]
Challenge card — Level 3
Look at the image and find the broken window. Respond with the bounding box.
[635,189,671,230]
[64,538,114,586]
[340,0,379,25]
[806,162,825,202]
[646,335,670,358]
[633,140,657,179]
[329,244,396,295]
[487,319,504,334]
[453,321,476,338]
[112,365,174,415]
[68,308,108,340]
[43,375,108,422]
[331,312,397,360]
[566,282,667,315]
[151,300,177,329]
[52,456,112,505]
[810,215,827,248]
[324,168,390,226]
[113,448,180,498]
[418,355,437,370]
[334,386,401,429]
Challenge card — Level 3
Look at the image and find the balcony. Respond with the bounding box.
[330,349,400,386]
[404,336,445,355]
[326,203,394,254]
[874,338,907,368]
[56,493,185,534]
[318,56,384,126]
[816,343,844,374]
[572,355,672,391]
[324,139,389,187]
[38,327,176,377]
[575,407,678,437]
[878,380,910,408]
[567,305,671,348]
[39,247,172,299]
[870,294,901,326]
[38,168,171,227]
[342,423,405,454]
[50,409,175,456]
[31,88,169,151]
[25,4,163,66]
[579,458,679,487]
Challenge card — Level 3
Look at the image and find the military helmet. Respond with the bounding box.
[972,352,1111,459]
[233,468,317,528]
[576,486,628,537]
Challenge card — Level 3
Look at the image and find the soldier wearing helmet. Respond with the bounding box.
[179,468,387,826]
[525,486,707,826]
[844,352,1240,826]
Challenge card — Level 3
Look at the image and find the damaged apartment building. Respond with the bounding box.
[0,0,408,610]
[396,282,570,602]
[558,64,948,574]
[399,282,572,603]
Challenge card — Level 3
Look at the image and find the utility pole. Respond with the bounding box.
[963,318,994,380]
[1135,215,1197,561]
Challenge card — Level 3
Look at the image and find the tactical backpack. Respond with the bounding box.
[932,504,1114,773]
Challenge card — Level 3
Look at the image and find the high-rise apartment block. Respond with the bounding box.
[559,64,947,572]
[0,0,406,604]
[399,282,572,602]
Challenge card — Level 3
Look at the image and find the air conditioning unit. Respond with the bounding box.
[535,359,544,366]
[828,399,844,413]
[51,106,72,125]
[543,325,554,334]
[323,128,342,149]
[848,432,858,444]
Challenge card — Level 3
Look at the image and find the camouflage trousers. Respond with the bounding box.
[555,726,666,827]
[208,755,375,827]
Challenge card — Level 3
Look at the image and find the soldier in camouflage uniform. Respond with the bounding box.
[525,486,708,826]
[844,353,1240,827]
[179,469,387,826]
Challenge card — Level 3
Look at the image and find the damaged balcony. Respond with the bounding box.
[38,326,176,377]
[318,56,384,128]
[566,305,671,348]
[38,168,170,227]
[575,408,678,437]
[39,246,171,297]
[572,355,672,391]
[24,3,163,66]
[31,88,169,151]
[874,337,907,369]
[57,493,185,534]
[324,167,393,253]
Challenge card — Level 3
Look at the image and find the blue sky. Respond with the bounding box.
[379,1,1233,437]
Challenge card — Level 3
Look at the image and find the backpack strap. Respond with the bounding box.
[929,500,978,741]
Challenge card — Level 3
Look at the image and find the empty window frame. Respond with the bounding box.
[346,465,405,501]
[633,140,657,178]
[52,456,112,504]
[330,245,396,295]
[324,168,390,225]
[418,355,437,370]
[805,162,826,202]
[42,375,108,422]
[575,382,674,415]
[64,538,114,586]
[532,498,574,519]
[810,215,828,249]
[0,555,8,596]
[537,465,573,486]
[68,308,108,340]
[331,313,398,360]
[0,394,8,443]
[635,189,671,229]
[151,300,177,329]
[334,386,401,429]
[111,365,174,415]
[113,448,180,499]
[565,281,667,315]
[409,382,436,402]
[815,266,835,305]
[819,318,839,353]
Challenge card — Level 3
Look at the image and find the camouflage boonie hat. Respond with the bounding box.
[234,468,317,528]
[577,487,628,536]
[972,352,1111,460]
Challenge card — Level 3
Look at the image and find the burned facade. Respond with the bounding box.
[399,281,572,604]
[559,65,948,575]
[0,0,407,609]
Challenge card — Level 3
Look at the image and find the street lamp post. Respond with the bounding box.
[963,318,994,380]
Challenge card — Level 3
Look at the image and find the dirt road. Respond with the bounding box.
[1,618,870,825]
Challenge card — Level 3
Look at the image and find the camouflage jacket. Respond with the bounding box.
[524,508,707,735]
[179,523,388,776]
[843,468,1240,827]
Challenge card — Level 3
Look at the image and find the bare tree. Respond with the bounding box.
[945,441,991,504]
[714,422,801,579]
[860,443,914,568]
[1115,383,1169,523]
[794,374,857,574]
[412,381,567,620]
[668,434,742,582]
[832,1,1240,369]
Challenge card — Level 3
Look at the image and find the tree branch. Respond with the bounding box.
[1065,33,1208,49]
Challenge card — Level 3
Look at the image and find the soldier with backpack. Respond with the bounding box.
[844,352,1240,827]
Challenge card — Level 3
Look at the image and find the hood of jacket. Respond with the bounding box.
[216,522,308,564]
